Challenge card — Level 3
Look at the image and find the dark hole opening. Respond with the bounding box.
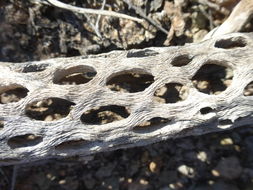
[214,37,247,49]
[81,105,130,125]
[7,134,43,149]
[55,139,88,150]
[0,86,29,104]
[244,82,253,96]
[0,120,3,130]
[200,107,214,114]
[22,64,49,73]
[171,54,192,67]
[134,117,171,132]
[219,119,233,125]
[126,49,159,58]
[154,83,188,103]
[53,65,97,85]
[192,63,233,95]
[66,48,81,57]
[106,71,154,93]
[25,98,76,121]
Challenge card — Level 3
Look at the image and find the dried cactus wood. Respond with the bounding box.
[203,0,253,40]
[1,32,253,166]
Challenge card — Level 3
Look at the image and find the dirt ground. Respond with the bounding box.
[1,0,253,190]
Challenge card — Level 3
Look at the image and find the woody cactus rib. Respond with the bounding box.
[0,32,253,166]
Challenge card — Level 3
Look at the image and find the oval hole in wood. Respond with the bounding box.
[7,134,43,149]
[244,82,253,96]
[0,84,29,104]
[22,63,49,73]
[25,97,75,121]
[126,49,159,58]
[133,117,171,132]
[81,105,130,125]
[154,83,189,103]
[106,70,154,93]
[55,139,88,150]
[200,107,214,114]
[214,36,247,49]
[53,65,97,85]
[219,119,233,125]
[0,120,3,130]
[171,54,192,67]
[192,62,233,95]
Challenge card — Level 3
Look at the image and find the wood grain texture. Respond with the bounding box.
[204,0,253,40]
[0,32,253,166]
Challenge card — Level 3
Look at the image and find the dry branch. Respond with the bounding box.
[122,0,169,34]
[203,0,253,40]
[0,32,253,166]
[46,0,143,23]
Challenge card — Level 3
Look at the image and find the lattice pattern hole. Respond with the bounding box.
[192,63,233,95]
[0,85,28,104]
[25,98,76,121]
[0,120,3,130]
[154,83,189,103]
[53,65,97,85]
[126,49,159,58]
[81,105,130,125]
[200,107,214,115]
[134,117,171,132]
[22,63,49,73]
[214,36,247,49]
[244,82,253,96]
[170,54,192,67]
[219,119,233,127]
[55,139,88,150]
[7,134,43,149]
[106,71,154,93]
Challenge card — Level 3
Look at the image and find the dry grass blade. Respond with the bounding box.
[46,0,143,23]
[122,0,169,35]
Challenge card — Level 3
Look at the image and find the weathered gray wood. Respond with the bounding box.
[0,32,253,166]
[204,0,253,40]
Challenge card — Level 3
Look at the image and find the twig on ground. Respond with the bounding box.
[46,0,143,23]
[30,0,50,5]
[84,13,103,38]
[95,0,107,33]
[198,5,214,30]
[10,166,18,190]
[122,0,169,35]
[208,9,214,30]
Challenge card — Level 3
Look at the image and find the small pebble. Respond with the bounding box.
[59,180,66,185]
[149,161,157,173]
[140,179,149,185]
[211,169,220,177]
[220,137,233,145]
[177,165,195,177]
[197,151,207,162]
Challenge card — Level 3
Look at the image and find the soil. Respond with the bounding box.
[1,0,253,190]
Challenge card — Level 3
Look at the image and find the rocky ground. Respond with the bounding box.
[1,0,253,189]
